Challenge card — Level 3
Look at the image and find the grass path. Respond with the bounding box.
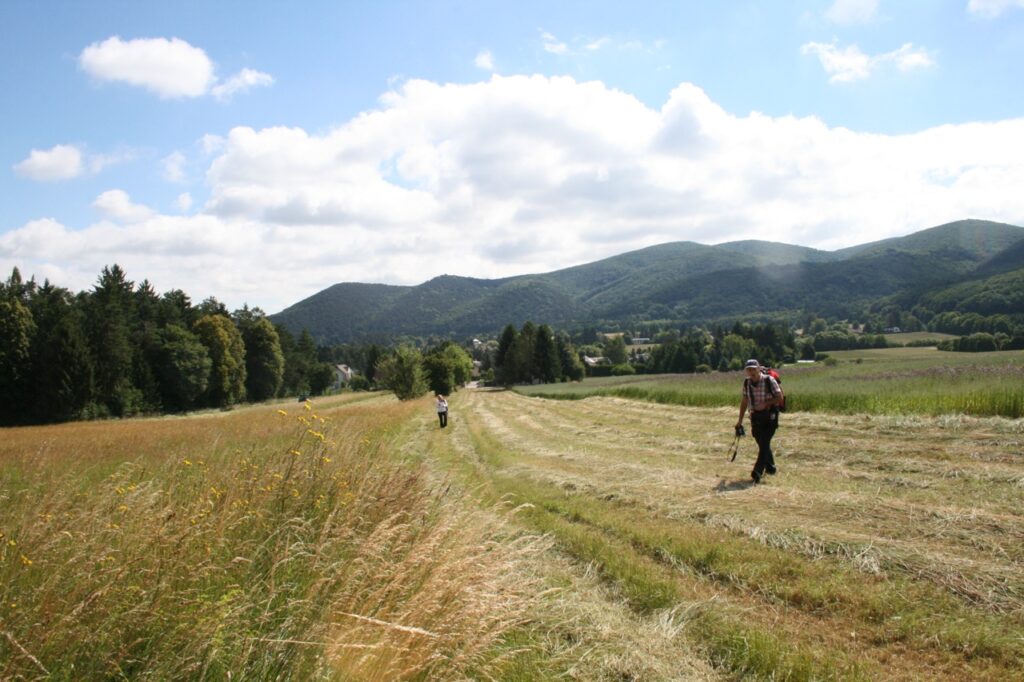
[404,388,1024,680]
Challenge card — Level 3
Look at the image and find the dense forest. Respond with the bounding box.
[0,266,338,426]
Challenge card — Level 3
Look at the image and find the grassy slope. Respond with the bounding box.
[519,347,1024,418]
[420,388,1024,680]
[0,394,547,680]
[5,351,1024,679]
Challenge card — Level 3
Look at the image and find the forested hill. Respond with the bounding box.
[270,219,1024,343]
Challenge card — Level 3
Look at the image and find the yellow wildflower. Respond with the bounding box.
[288,449,301,456]
[277,409,288,416]
[20,555,32,566]
[304,401,312,411]
[117,504,129,513]
[183,459,193,466]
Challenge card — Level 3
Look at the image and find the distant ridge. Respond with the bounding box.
[270,219,1024,343]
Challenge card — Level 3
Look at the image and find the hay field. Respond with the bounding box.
[411,388,1024,680]
[1,394,547,680]
[3,378,1023,680]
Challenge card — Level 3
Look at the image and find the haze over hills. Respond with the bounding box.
[270,219,1024,343]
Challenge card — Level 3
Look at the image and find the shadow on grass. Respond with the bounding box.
[713,477,757,493]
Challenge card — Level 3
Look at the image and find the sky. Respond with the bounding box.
[2,0,1024,313]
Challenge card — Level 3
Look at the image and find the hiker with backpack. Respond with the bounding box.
[736,359,784,484]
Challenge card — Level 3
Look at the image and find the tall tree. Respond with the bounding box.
[495,324,517,386]
[28,284,95,423]
[235,308,285,402]
[155,324,211,411]
[533,325,561,383]
[511,321,538,383]
[363,344,383,385]
[0,298,36,423]
[87,265,137,416]
[422,342,474,395]
[193,314,247,407]
[604,335,628,365]
[555,332,584,382]
[375,346,427,400]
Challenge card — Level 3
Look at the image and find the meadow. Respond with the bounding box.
[519,347,1024,418]
[2,346,1023,680]
[0,394,545,680]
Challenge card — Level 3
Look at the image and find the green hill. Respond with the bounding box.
[270,219,1024,343]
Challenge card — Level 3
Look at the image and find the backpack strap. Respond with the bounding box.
[747,373,777,407]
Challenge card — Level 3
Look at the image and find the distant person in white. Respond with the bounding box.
[435,394,449,428]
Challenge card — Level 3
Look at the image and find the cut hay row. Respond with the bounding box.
[415,388,1024,680]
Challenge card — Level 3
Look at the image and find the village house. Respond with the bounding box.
[332,364,355,390]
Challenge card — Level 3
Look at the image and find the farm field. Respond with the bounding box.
[406,389,1024,680]
[519,347,1024,418]
[3,353,1024,679]
[881,331,958,344]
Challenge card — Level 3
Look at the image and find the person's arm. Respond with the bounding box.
[737,394,748,427]
[766,379,783,409]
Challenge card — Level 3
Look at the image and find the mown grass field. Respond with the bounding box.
[3,347,1023,680]
[519,347,1024,418]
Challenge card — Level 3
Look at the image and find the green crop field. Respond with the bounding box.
[517,347,1024,418]
[3,346,1023,679]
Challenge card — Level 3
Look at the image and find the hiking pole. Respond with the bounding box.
[728,424,745,462]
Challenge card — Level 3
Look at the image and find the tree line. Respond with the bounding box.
[0,266,337,426]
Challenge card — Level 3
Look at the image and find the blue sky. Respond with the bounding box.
[2,0,1024,312]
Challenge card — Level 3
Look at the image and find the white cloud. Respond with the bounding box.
[967,0,1024,17]
[89,148,138,173]
[79,36,273,101]
[826,0,880,24]
[801,41,933,82]
[200,134,226,155]
[584,37,611,51]
[540,31,569,55]
[13,144,83,181]
[14,144,139,181]
[5,75,1023,313]
[176,192,193,212]
[79,36,215,98]
[210,68,274,101]
[92,189,155,223]
[474,50,495,71]
[162,151,187,182]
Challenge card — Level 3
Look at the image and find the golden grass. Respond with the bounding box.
[0,394,546,680]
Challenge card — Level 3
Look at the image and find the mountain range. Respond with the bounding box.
[270,219,1024,343]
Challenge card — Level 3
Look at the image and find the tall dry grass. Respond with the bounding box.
[0,398,544,680]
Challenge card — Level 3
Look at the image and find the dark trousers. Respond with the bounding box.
[750,409,778,476]
[438,411,448,428]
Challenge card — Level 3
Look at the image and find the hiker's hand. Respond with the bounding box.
[734,423,745,437]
